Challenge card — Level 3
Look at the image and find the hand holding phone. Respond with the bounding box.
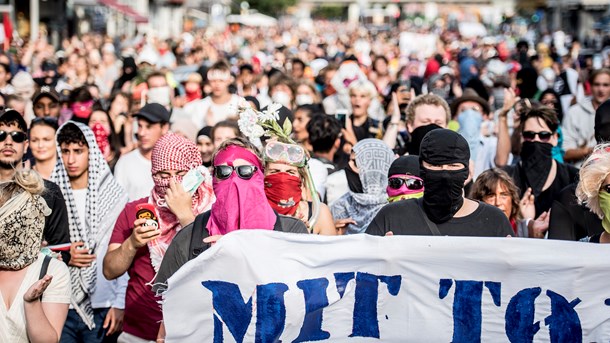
[335,109,348,129]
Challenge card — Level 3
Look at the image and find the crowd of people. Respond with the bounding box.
[0,19,610,343]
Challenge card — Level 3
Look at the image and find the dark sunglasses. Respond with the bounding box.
[522,131,552,142]
[0,130,27,143]
[388,177,424,190]
[603,184,610,194]
[214,165,258,180]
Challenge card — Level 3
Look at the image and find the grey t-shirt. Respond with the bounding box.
[153,211,307,293]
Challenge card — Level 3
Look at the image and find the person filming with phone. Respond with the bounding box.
[103,133,215,342]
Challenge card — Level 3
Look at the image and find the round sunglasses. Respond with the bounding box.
[387,177,424,190]
[214,165,258,180]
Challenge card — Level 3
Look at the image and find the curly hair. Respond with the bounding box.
[57,122,88,147]
[576,143,610,218]
[469,168,521,221]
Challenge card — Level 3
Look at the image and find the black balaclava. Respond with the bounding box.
[520,141,553,197]
[419,129,470,223]
[408,123,442,156]
[595,99,610,142]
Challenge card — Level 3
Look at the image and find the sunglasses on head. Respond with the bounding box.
[214,165,258,180]
[264,141,306,167]
[522,131,552,142]
[387,177,424,191]
[0,130,27,143]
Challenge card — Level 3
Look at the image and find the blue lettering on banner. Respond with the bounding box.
[202,281,253,343]
[505,287,541,343]
[545,290,582,343]
[293,278,331,343]
[256,283,289,343]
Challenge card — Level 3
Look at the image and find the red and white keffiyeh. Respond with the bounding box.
[148,133,215,272]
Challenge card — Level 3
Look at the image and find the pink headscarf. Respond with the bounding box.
[148,133,215,272]
[207,145,276,236]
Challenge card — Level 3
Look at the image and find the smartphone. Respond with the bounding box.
[136,203,159,229]
[335,109,348,129]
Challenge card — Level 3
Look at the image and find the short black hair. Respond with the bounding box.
[521,107,559,134]
[307,114,341,153]
[57,123,88,147]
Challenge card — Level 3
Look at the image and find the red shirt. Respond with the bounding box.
[110,197,161,341]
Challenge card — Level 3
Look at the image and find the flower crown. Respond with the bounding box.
[236,100,295,146]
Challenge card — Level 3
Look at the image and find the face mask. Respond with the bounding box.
[408,124,442,156]
[264,172,302,216]
[147,86,171,107]
[457,109,483,159]
[430,87,449,100]
[345,164,363,193]
[420,166,469,223]
[271,91,292,108]
[295,94,314,106]
[520,141,553,197]
[388,193,423,202]
[598,191,610,233]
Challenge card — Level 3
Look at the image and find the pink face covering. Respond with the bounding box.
[207,145,276,235]
[386,174,425,199]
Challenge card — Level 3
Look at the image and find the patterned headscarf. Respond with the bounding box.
[331,139,395,234]
[149,133,215,272]
[51,121,128,330]
[0,180,50,270]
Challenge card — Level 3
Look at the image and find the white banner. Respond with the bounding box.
[163,230,610,342]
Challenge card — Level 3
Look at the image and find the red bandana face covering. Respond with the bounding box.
[149,133,215,272]
[264,172,302,216]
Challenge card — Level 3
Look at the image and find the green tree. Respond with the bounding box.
[247,0,296,16]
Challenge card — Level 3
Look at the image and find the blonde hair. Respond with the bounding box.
[575,143,610,218]
[348,80,378,99]
[406,94,451,126]
[0,170,45,206]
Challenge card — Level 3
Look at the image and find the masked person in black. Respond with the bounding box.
[366,129,512,237]
[503,107,579,218]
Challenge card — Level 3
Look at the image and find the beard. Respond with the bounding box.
[0,157,19,170]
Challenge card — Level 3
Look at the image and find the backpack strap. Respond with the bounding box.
[39,255,52,280]
[415,198,442,236]
[189,211,211,261]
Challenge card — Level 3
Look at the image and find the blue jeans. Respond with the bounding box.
[60,308,118,343]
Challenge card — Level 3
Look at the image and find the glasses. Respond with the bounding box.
[603,184,610,193]
[522,131,552,142]
[264,141,306,167]
[214,165,258,180]
[388,177,424,190]
[0,130,27,143]
[459,105,482,114]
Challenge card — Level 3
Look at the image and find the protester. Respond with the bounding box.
[470,168,549,238]
[386,155,424,202]
[87,106,122,171]
[0,110,71,263]
[114,103,170,201]
[32,87,61,119]
[196,126,213,167]
[575,143,610,243]
[104,133,215,342]
[563,68,610,166]
[0,169,70,343]
[367,129,513,237]
[211,120,241,149]
[332,139,395,234]
[503,107,579,217]
[29,117,59,180]
[51,121,129,342]
[306,114,342,200]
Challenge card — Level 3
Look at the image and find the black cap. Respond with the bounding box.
[388,155,421,177]
[0,109,28,132]
[134,103,170,123]
[420,129,470,167]
[33,86,60,104]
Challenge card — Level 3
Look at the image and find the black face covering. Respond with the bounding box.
[520,141,553,197]
[408,124,442,156]
[419,129,471,224]
[420,167,469,223]
[345,164,363,193]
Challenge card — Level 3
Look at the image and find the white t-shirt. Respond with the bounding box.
[183,95,241,128]
[114,149,154,201]
[0,254,70,343]
[72,188,87,224]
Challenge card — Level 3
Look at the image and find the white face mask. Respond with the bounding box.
[146,86,171,107]
[295,94,314,106]
[271,91,292,108]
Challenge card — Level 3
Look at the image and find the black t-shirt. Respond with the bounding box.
[503,162,579,217]
[41,179,71,263]
[366,199,513,237]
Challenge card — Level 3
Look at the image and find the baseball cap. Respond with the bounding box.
[134,103,170,123]
[0,109,28,132]
[33,86,60,104]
